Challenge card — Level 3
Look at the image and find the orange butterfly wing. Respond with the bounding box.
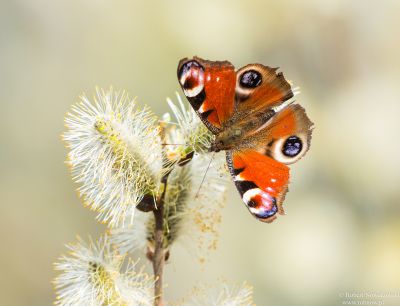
[177,56,236,133]
[235,64,294,115]
[227,104,313,222]
[227,150,289,223]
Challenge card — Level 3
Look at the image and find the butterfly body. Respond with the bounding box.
[177,56,313,223]
[209,106,276,152]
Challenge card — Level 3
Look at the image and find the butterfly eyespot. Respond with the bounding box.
[239,70,262,88]
[255,202,278,219]
[282,136,302,157]
[270,134,308,164]
[244,188,278,220]
[178,60,205,98]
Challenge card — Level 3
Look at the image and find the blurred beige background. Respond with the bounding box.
[1,0,400,305]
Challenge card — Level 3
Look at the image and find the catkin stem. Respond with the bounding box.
[152,201,165,306]
[152,168,172,306]
[152,124,170,306]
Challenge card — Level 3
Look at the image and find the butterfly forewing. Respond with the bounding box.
[235,64,294,114]
[177,57,236,133]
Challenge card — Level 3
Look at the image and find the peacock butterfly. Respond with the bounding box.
[177,57,313,223]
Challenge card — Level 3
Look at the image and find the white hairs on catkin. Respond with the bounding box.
[53,236,154,306]
[109,152,229,261]
[166,93,213,154]
[109,210,149,255]
[64,88,164,227]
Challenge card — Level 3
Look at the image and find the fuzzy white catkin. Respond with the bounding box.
[166,92,213,154]
[164,95,229,259]
[53,236,154,306]
[64,88,164,227]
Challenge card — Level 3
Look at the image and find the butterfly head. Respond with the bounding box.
[209,140,225,153]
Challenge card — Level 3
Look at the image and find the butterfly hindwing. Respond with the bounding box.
[250,104,313,164]
[226,150,289,223]
[228,104,313,222]
[178,56,236,133]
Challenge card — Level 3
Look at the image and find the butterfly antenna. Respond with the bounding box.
[195,152,215,199]
[161,143,186,146]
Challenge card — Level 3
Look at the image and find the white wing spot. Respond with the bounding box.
[180,68,205,98]
[243,188,261,204]
[234,173,245,181]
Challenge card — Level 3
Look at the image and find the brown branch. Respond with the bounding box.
[151,168,171,306]
[150,123,195,305]
[151,123,170,306]
[152,200,165,305]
